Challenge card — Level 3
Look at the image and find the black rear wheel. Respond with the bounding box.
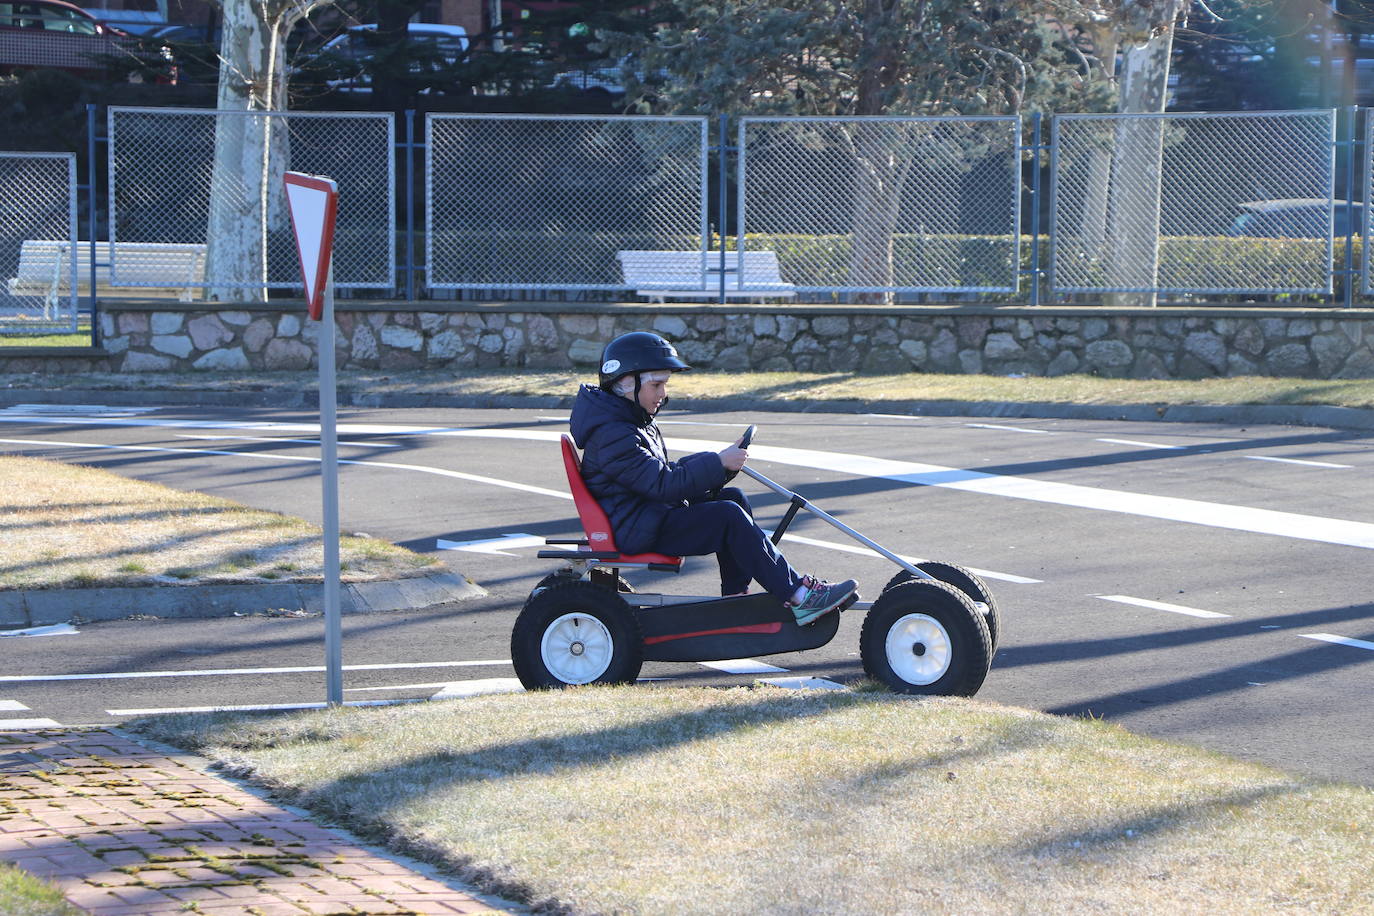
[860,579,992,697]
[511,581,643,689]
[883,561,1000,653]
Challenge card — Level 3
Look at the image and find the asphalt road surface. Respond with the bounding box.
[2,402,1372,786]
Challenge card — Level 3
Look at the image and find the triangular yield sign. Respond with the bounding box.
[283,172,339,321]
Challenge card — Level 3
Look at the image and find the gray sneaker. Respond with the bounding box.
[790,576,858,626]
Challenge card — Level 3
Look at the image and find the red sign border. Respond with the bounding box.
[283,172,339,321]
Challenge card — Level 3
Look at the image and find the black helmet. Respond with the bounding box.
[598,331,691,390]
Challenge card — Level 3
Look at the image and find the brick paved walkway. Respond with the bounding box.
[0,729,522,915]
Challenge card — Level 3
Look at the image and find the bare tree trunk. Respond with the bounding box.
[205,0,324,302]
[849,0,900,303]
[1103,0,1178,309]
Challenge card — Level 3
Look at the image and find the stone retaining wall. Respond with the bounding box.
[3,301,1373,378]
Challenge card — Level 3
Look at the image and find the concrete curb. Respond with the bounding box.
[5,385,1374,430]
[0,571,485,629]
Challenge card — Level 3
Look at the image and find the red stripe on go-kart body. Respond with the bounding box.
[642,622,783,646]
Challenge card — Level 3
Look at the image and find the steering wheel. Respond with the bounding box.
[723,425,756,483]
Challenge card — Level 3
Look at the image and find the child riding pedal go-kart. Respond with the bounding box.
[510,331,999,695]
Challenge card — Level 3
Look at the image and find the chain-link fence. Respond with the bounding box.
[426,114,708,290]
[0,152,78,334]
[1052,110,1336,294]
[739,117,1022,293]
[108,107,394,293]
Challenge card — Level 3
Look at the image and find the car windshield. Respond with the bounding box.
[0,1,99,33]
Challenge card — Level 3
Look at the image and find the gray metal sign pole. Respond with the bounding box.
[319,261,343,706]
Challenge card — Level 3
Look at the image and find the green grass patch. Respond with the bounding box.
[0,326,92,348]
[129,687,1374,916]
[0,861,85,916]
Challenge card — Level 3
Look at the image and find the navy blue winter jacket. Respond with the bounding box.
[569,384,727,554]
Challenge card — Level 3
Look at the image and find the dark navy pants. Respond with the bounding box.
[653,487,802,600]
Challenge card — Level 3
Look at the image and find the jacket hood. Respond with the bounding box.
[570,384,650,448]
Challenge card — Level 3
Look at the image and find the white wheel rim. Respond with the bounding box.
[885,613,953,686]
[540,613,614,685]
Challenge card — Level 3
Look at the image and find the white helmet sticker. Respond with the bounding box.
[601,358,621,375]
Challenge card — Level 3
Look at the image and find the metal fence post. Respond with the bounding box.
[1027,112,1043,306]
[405,108,416,301]
[718,113,728,304]
[86,103,99,346]
[1343,105,1357,308]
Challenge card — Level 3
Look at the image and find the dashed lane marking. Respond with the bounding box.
[1097,595,1232,619]
[1244,455,1354,469]
[0,700,29,711]
[966,423,1054,434]
[1299,633,1374,652]
[0,659,513,684]
[1096,438,1186,450]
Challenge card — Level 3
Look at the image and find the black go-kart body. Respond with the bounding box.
[510,427,997,696]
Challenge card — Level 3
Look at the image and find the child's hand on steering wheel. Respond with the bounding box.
[719,438,748,472]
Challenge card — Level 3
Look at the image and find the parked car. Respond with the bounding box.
[296,22,469,93]
[1227,199,1365,238]
[0,0,175,80]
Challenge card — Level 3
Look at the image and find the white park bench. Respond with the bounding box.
[616,250,796,302]
[6,240,207,317]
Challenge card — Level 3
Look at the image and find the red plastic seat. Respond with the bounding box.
[559,435,683,569]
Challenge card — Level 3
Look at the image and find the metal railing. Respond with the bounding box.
[739,116,1022,294]
[426,114,709,291]
[108,107,394,292]
[1051,110,1337,295]
[6,106,1374,341]
[0,152,78,334]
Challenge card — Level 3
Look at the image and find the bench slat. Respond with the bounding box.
[616,249,795,301]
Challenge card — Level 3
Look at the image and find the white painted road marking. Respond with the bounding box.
[0,659,513,684]
[0,700,30,711]
[1299,633,1374,651]
[176,433,402,448]
[5,415,1374,549]
[967,423,1054,434]
[700,658,789,675]
[437,533,547,556]
[1097,595,1232,619]
[0,623,79,638]
[0,719,63,728]
[107,700,413,716]
[1096,438,1186,450]
[775,531,1041,584]
[1244,455,1353,469]
[757,676,847,690]
[430,678,525,699]
[0,437,573,501]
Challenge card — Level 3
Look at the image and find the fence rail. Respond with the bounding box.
[5,106,1374,339]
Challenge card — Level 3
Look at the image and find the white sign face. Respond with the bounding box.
[283,172,338,321]
[286,183,329,296]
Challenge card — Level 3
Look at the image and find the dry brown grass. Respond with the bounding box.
[130,686,1374,916]
[5,368,1374,410]
[0,454,440,589]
